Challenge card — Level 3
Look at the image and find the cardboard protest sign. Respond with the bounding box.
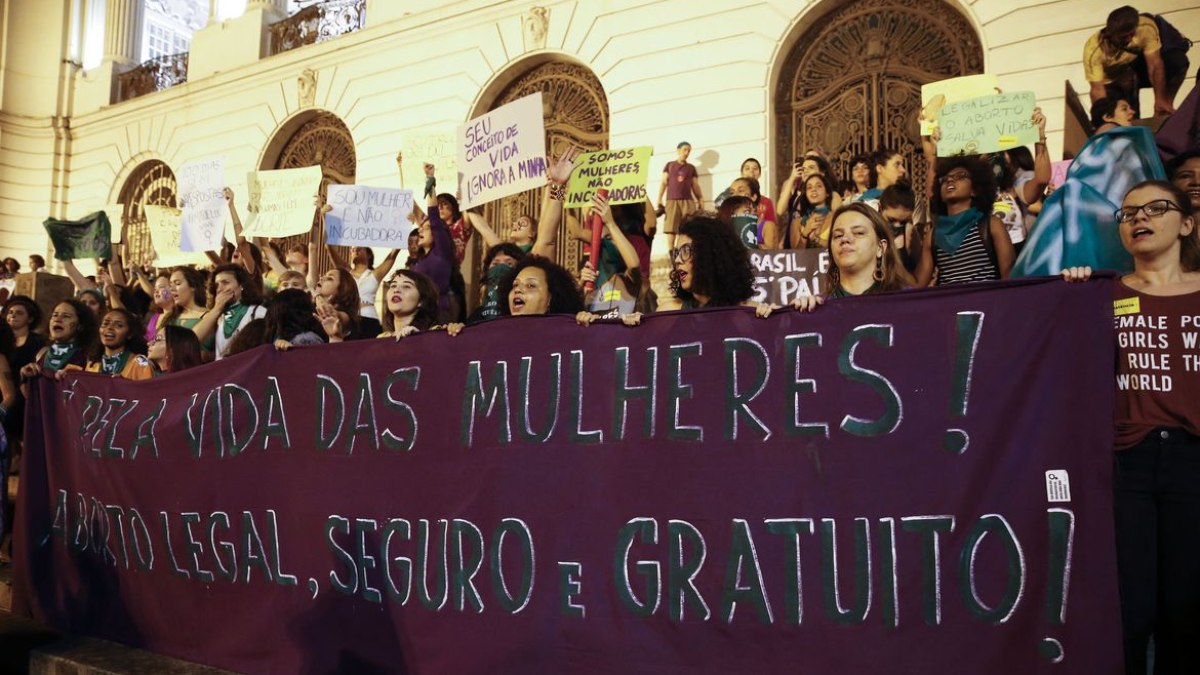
[42,212,113,261]
[1050,160,1072,188]
[749,248,828,304]
[920,74,1000,136]
[144,204,209,267]
[937,91,1039,157]
[457,92,547,209]
[399,131,457,196]
[324,185,415,248]
[177,157,227,252]
[566,146,653,208]
[242,165,323,237]
[16,279,1123,674]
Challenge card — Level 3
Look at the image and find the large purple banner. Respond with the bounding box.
[15,278,1122,674]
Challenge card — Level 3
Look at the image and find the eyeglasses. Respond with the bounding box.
[669,243,694,263]
[938,172,971,186]
[150,335,166,344]
[1115,199,1183,223]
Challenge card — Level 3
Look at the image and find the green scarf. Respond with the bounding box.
[44,341,78,371]
[100,350,131,376]
[222,302,251,340]
[934,207,985,255]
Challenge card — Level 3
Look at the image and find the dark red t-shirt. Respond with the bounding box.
[663,161,697,201]
[1112,279,1200,448]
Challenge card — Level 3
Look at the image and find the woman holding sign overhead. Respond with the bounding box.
[1062,180,1200,675]
[915,156,1013,286]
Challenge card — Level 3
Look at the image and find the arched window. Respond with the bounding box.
[117,160,178,266]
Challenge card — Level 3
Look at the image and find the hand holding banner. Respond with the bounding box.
[457,92,547,209]
[42,212,113,261]
[144,205,209,267]
[242,166,323,237]
[937,91,1039,157]
[566,147,652,208]
[177,157,227,252]
[324,185,415,248]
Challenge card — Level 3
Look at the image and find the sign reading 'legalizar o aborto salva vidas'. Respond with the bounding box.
[15,278,1123,674]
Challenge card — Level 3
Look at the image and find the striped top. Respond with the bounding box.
[934,225,998,285]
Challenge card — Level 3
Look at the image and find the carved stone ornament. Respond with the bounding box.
[298,68,317,108]
[775,0,984,209]
[524,6,549,51]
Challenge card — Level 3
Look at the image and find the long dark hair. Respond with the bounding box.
[800,174,835,216]
[321,267,362,322]
[436,193,462,224]
[931,156,997,217]
[382,270,441,332]
[497,256,584,316]
[672,215,755,307]
[163,266,208,326]
[54,298,98,355]
[212,263,263,306]
[89,308,147,360]
[162,324,202,373]
[265,289,326,343]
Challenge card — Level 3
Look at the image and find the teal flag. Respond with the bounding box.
[1012,126,1166,277]
[43,211,113,261]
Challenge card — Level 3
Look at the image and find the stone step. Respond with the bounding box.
[29,635,238,675]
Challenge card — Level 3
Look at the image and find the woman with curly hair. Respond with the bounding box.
[148,324,203,375]
[18,298,95,384]
[497,256,584,316]
[916,156,1014,286]
[65,308,154,380]
[663,215,758,310]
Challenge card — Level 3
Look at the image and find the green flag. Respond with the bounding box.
[43,211,113,261]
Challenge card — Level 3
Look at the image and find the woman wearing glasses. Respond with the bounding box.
[659,215,769,315]
[147,325,203,376]
[1063,180,1200,674]
[915,156,1014,286]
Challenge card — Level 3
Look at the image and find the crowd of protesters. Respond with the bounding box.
[0,5,1197,672]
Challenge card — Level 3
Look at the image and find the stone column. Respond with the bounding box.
[103,0,144,65]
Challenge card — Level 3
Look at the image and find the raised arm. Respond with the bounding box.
[62,259,97,291]
[1023,108,1052,206]
[373,249,401,283]
[594,193,640,273]
[225,187,258,276]
[464,211,502,250]
[531,147,581,259]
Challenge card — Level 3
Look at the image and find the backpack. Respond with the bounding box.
[1145,13,1192,53]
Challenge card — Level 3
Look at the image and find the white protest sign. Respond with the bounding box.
[242,165,323,237]
[400,131,457,196]
[324,185,415,248]
[457,92,547,209]
[144,205,210,267]
[178,157,226,252]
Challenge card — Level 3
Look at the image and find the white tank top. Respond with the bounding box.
[354,269,380,320]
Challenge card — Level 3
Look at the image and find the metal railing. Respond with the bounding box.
[115,52,189,103]
[268,0,366,56]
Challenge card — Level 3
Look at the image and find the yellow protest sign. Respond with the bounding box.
[242,165,323,237]
[566,146,653,208]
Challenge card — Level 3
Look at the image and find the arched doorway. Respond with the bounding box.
[774,0,983,209]
[478,61,609,279]
[118,160,178,266]
[265,111,356,277]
